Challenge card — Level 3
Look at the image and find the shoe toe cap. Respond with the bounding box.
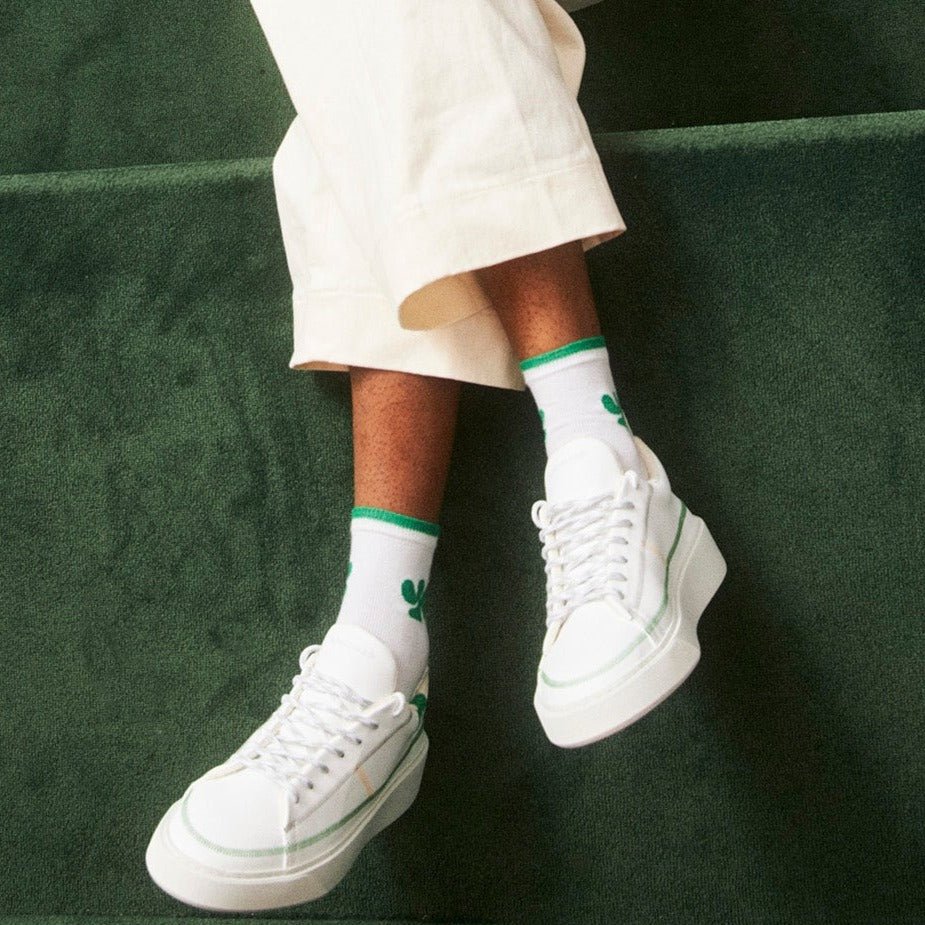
[538,601,653,705]
[164,767,290,873]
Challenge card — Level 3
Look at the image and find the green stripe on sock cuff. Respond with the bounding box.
[351,506,441,537]
[519,335,607,371]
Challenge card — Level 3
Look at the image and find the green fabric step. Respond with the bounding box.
[1,109,923,924]
[2,1,924,174]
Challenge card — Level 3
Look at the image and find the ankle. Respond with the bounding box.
[333,506,438,699]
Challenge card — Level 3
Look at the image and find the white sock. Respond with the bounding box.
[334,506,437,699]
[520,335,644,475]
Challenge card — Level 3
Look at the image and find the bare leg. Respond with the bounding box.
[474,238,642,475]
[474,239,601,358]
[349,366,460,524]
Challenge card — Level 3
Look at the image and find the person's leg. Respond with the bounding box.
[476,239,644,475]
[334,368,460,699]
[476,238,600,357]
[475,239,726,748]
[350,367,459,524]
[145,368,456,910]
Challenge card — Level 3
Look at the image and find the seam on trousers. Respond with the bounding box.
[375,153,609,246]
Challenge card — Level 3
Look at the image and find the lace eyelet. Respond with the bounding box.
[321,765,329,774]
[372,723,380,730]
[336,750,345,758]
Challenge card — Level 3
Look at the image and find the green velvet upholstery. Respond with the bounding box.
[2,106,923,922]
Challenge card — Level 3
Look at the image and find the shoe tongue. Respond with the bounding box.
[312,624,398,703]
[545,437,623,503]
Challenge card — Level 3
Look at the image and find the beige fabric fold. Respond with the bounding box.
[252,0,626,390]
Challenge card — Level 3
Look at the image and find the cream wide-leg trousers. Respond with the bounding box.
[250,0,627,391]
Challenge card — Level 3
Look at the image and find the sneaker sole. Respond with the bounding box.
[535,511,726,747]
[144,730,428,912]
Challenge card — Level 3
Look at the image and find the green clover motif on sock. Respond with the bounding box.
[601,392,628,428]
[401,578,427,621]
[410,692,427,719]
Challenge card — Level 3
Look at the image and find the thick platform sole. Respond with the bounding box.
[535,511,726,747]
[145,731,428,913]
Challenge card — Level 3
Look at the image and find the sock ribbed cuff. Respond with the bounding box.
[519,335,606,371]
[351,506,441,538]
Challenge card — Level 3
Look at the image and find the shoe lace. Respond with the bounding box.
[229,645,406,804]
[531,469,641,628]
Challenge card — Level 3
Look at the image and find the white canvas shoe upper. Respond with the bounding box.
[532,435,687,713]
[162,624,426,876]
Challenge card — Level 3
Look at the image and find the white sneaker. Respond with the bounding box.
[531,435,727,747]
[145,623,429,912]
